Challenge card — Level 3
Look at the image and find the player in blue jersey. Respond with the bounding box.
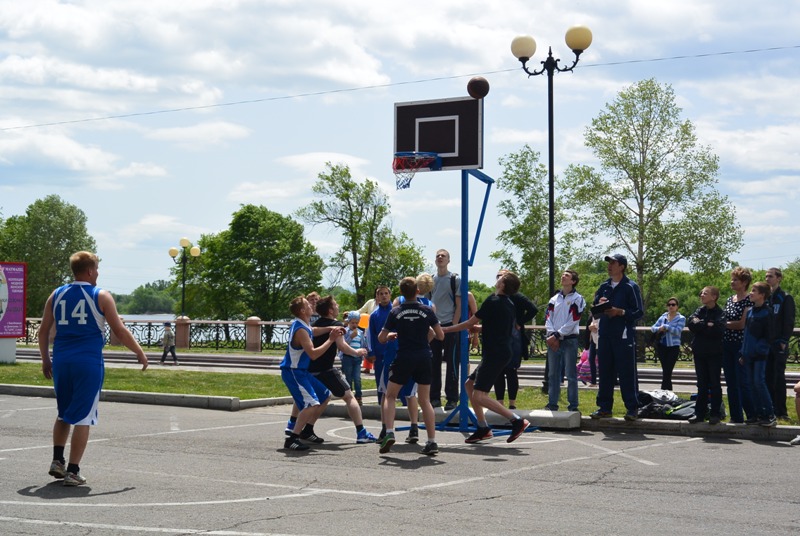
[39,251,148,486]
[280,295,344,451]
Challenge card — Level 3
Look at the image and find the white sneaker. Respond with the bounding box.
[63,471,87,486]
[790,435,800,446]
[48,460,66,479]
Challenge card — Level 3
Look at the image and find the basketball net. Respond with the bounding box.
[392,152,438,190]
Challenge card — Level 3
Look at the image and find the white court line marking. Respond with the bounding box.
[3,434,678,508]
[0,406,54,413]
[0,420,286,454]
[0,515,319,535]
[2,426,692,508]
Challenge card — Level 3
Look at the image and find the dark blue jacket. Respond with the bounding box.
[741,303,773,361]
[769,287,796,346]
[593,275,644,342]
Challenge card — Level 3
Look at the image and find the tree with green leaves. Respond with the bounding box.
[297,163,425,305]
[0,195,97,316]
[187,205,323,321]
[122,280,176,314]
[561,78,743,310]
[491,145,576,306]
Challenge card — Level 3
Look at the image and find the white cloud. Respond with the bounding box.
[146,121,250,149]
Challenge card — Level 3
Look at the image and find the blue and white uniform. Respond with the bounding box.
[51,282,106,426]
[280,318,331,410]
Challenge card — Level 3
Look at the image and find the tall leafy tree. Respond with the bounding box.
[561,78,743,310]
[297,163,425,305]
[491,145,575,306]
[0,195,97,316]
[187,205,323,320]
[123,280,176,314]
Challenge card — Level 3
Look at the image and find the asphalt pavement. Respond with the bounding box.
[2,393,800,536]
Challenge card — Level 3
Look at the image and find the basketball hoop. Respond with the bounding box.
[392,151,441,190]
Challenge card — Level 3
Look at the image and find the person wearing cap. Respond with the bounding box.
[590,253,644,421]
[340,311,366,404]
[160,322,178,365]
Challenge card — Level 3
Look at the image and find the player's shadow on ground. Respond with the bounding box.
[598,432,656,442]
[18,482,136,499]
[448,443,529,459]
[278,442,352,456]
[378,453,445,469]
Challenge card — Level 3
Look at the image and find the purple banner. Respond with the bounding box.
[0,262,27,338]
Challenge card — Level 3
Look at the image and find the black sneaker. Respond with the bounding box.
[444,401,456,411]
[507,418,529,443]
[590,410,612,419]
[759,415,777,428]
[284,437,310,451]
[744,417,760,425]
[405,427,419,444]
[624,412,638,422]
[379,432,395,454]
[687,414,704,424]
[299,431,325,444]
[421,441,439,455]
[465,427,494,444]
[708,415,721,425]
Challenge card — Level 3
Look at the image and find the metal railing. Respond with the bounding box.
[18,318,800,364]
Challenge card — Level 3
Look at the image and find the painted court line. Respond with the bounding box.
[0,420,287,454]
[0,516,319,536]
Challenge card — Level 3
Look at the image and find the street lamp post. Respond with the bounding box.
[168,237,201,318]
[511,26,592,298]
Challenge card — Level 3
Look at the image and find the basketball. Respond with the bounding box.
[467,76,490,99]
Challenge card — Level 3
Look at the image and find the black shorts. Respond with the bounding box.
[312,368,350,398]
[389,352,433,387]
[469,353,512,392]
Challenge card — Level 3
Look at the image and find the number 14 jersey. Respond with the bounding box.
[51,281,106,363]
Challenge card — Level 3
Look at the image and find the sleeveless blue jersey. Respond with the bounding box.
[51,282,106,364]
[280,318,313,370]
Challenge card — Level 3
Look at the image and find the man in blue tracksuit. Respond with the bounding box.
[590,254,644,421]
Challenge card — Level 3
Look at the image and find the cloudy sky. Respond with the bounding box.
[1,0,798,299]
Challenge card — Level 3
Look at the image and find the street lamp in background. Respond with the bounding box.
[511,25,592,298]
[168,237,201,318]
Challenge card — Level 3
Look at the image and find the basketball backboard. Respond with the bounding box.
[394,96,483,171]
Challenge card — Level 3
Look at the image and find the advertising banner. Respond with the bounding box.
[0,262,27,338]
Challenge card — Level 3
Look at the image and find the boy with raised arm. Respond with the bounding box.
[443,271,530,444]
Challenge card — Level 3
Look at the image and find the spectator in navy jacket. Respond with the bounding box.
[739,282,776,427]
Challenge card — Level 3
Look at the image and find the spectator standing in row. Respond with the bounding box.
[340,311,365,405]
[722,267,753,423]
[765,267,795,419]
[429,249,461,410]
[687,286,726,424]
[590,254,644,421]
[739,282,777,427]
[544,270,585,412]
[650,297,686,391]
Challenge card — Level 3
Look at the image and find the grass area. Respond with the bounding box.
[2,361,797,424]
[0,362,375,400]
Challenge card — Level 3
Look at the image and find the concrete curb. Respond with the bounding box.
[3,384,798,442]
